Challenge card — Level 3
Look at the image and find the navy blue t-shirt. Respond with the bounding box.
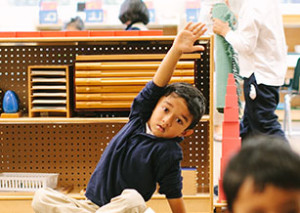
[85,81,184,206]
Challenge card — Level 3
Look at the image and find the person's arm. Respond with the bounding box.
[167,198,186,213]
[212,3,259,54]
[153,22,206,87]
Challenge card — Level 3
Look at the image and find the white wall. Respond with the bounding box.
[0,0,299,31]
[0,1,39,31]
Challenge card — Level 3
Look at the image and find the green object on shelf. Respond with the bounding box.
[212,3,241,112]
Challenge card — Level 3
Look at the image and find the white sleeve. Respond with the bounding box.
[224,4,260,55]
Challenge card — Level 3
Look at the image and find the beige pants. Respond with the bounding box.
[32,188,149,213]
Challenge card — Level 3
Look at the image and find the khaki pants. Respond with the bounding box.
[32,188,150,213]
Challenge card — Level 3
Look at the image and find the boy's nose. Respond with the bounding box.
[163,115,173,127]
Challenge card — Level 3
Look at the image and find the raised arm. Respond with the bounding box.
[153,22,206,87]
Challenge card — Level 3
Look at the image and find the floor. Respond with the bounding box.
[213,121,300,202]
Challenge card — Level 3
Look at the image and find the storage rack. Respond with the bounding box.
[28,65,70,117]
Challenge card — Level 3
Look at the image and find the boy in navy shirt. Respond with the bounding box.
[32,22,207,213]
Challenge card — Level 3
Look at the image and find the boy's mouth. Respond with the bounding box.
[156,124,165,133]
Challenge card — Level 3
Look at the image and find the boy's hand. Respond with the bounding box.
[172,22,207,54]
[153,22,206,87]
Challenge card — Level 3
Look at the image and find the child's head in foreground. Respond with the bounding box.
[223,135,300,213]
[147,82,206,139]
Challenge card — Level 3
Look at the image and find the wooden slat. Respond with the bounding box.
[75,85,144,93]
[76,93,136,101]
[0,116,209,123]
[75,61,194,70]
[0,117,130,123]
[75,77,194,86]
[76,53,201,61]
[76,101,132,108]
[31,108,67,113]
[75,69,194,77]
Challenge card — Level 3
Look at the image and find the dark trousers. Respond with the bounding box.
[240,74,287,141]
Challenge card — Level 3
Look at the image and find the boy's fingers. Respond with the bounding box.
[195,27,207,38]
[191,45,205,52]
[184,22,193,30]
[190,22,200,31]
[191,22,204,32]
[194,24,207,37]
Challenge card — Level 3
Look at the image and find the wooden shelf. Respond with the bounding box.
[0,115,210,124]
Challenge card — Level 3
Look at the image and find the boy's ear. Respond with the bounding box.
[181,129,194,137]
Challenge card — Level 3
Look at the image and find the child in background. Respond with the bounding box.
[222,135,300,213]
[32,22,207,213]
[119,0,150,30]
[64,16,85,31]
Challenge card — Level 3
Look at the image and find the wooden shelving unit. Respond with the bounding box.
[28,65,70,117]
[0,36,214,212]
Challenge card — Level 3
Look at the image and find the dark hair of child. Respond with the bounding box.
[118,0,150,25]
[223,135,300,211]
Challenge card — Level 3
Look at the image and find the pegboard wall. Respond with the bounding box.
[0,120,210,192]
[0,36,213,194]
[0,38,211,116]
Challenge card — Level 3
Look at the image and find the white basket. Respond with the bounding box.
[0,172,59,192]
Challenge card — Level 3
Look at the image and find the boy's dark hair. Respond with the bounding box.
[163,82,206,129]
[119,0,149,25]
[223,135,300,211]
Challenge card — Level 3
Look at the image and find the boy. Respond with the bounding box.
[32,22,207,213]
[222,135,300,213]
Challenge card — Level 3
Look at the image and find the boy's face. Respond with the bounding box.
[147,93,194,138]
[232,178,300,213]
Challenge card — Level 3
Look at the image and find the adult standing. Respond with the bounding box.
[213,0,288,141]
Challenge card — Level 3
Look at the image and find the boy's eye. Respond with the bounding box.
[176,118,183,125]
[162,107,169,112]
